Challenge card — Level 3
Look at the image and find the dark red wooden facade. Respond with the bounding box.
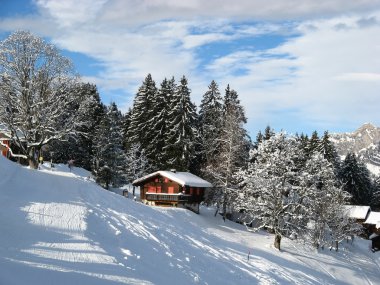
[133,173,206,210]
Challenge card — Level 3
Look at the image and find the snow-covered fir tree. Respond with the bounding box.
[126,74,157,157]
[306,131,320,158]
[125,142,149,196]
[199,80,223,174]
[93,103,126,189]
[205,86,250,219]
[339,153,373,205]
[47,83,104,170]
[264,125,275,141]
[0,31,79,168]
[164,76,198,171]
[122,108,132,150]
[316,131,340,172]
[147,77,175,170]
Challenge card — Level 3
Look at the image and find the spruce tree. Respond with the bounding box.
[126,74,157,154]
[339,153,373,205]
[93,103,126,189]
[206,86,250,220]
[164,76,198,171]
[317,131,340,174]
[264,125,274,141]
[148,77,174,170]
[199,80,223,172]
[306,131,320,157]
[47,83,104,170]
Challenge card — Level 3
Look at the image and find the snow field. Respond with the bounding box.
[0,156,379,285]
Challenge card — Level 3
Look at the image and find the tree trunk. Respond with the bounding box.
[222,200,227,222]
[28,157,38,169]
[335,240,339,252]
[28,146,39,169]
[274,234,281,250]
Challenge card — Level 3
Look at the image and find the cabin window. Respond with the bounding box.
[190,188,194,195]
[148,186,156,193]
[157,186,162,193]
[164,178,168,183]
[168,186,174,194]
[197,188,201,195]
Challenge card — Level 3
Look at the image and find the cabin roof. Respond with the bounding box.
[364,211,380,229]
[133,171,213,188]
[342,205,371,220]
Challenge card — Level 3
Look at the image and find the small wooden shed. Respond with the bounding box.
[364,211,380,235]
[132,170,212,213]
[342,205,371,224]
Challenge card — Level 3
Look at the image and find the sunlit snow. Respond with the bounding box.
[0,156,379,285]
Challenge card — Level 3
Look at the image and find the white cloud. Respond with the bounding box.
[0,0,380,135]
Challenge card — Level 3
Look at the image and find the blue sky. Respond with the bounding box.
[1,0,380,137]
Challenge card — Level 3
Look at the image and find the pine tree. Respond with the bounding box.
[199,80,223,173]
[254,130,264,149]
[148,77,174,170]
[306,131,320,157]
[47,83,104,170]
[164,76,198,171]
[123,108,132,150]
[264,125,274,141]
[317,131,340,172]
[93,103,126,189]
[339,153,373,205]
[206,86,250,220]
[126,74,157,154]
[125,143,149,196]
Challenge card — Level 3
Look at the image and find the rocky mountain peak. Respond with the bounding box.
[331,123,380,172]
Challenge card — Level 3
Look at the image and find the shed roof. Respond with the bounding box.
[342,205,371,220]
[132,171,213,188]
[364,212,380,229]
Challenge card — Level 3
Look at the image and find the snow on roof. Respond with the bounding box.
[133,171,213,188]
[364,212,380,229]
[342,205,371,220]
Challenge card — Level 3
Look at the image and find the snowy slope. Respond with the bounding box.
[0,156,379,285]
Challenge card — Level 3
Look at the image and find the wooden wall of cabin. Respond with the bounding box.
[140,176,181,200]
[138,175,206,202]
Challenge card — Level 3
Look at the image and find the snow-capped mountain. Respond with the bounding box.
[331,123,380,175]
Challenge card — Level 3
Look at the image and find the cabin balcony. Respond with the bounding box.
[145,192,195,203]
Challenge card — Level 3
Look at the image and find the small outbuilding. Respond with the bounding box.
[364,211,380,235]
[342,205,371,223]
[132,170,212,213]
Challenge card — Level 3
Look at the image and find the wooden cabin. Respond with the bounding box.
[132,170,212,213]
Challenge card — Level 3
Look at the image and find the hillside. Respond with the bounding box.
[0,156,379,285]
[331,123,380,176]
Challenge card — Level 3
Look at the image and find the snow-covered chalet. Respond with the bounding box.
[132,170,212,213]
